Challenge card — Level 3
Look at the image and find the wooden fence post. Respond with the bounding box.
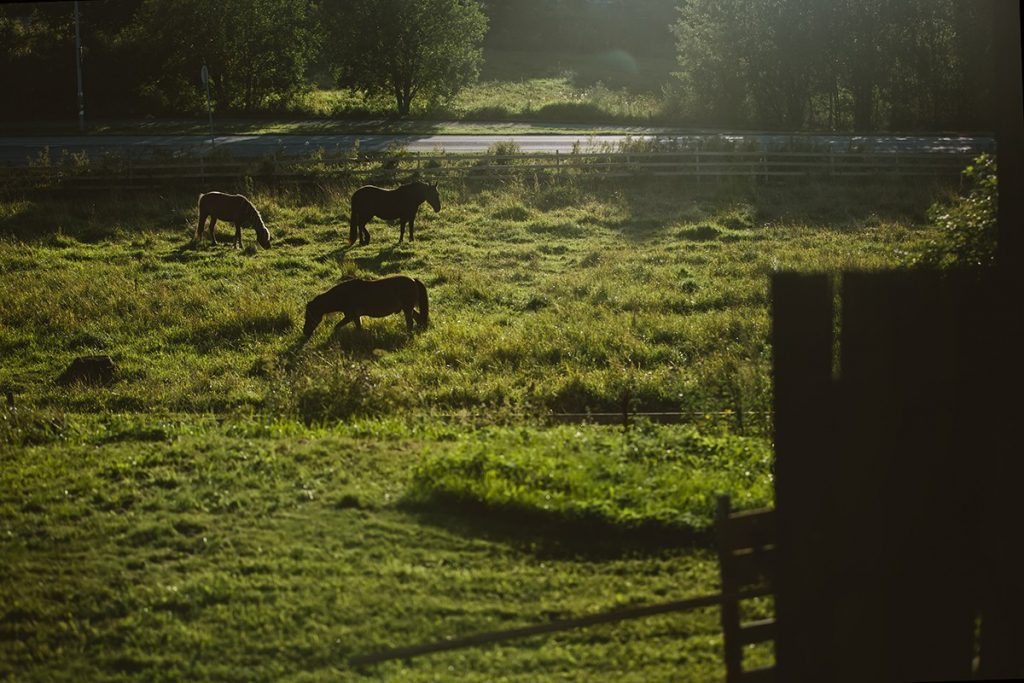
[771,271,834,681]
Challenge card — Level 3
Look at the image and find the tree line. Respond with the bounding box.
[0,0,486,118]
[670,0,994,131]
[0,0,996,131]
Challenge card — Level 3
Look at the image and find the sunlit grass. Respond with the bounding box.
[0,177,937,422]
[0,174,938,680]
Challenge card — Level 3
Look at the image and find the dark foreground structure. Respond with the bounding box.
[770,3,1023,679]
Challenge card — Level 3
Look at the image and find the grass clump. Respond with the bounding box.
[408,423,773,532]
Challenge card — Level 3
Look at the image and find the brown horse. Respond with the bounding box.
[349,181,440,246]
[195,192,271,249]
[303,276,429,338]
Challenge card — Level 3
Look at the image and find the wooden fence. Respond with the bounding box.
[1,148,979,192]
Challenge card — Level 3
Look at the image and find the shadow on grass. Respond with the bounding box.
[398,494,713,560]
[350,244,421,275]
[320,323,418,359]
[0,192,196,242]
[602,176,939,240]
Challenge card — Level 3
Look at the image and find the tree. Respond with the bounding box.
[671,0,751,126]
[123,0,320,114]
[669,0,992,132]
[328,0,488,116]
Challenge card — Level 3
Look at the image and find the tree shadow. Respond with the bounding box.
[396,496,712,561]
[0,191,195,242]
[585,176,940,244]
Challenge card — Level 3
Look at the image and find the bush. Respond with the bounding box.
[911,154,998,269]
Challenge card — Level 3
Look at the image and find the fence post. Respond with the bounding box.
[556,149,560,172]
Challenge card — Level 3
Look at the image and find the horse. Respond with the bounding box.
[349,181,440,246]
[303,275,429,338]
[195,192,271,249]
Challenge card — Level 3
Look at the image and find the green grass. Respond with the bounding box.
[409,423,774,532]
[1,413,771,681]
[0,174,942,679]
[0,178,936,420]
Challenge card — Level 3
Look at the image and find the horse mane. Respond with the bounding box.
[247,201,266,229]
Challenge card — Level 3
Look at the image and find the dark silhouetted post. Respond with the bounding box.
[770,272,833,681]
[74,1,84,131]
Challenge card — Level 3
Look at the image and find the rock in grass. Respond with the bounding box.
[57,355,118,386]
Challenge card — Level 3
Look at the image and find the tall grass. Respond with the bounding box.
[0,175,939,428]
[0,174,940,680]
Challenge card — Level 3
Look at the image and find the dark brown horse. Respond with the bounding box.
[195,192,271,249]
[349,181,440,246]
[303,276,429,338]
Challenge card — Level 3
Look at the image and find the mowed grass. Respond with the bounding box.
[1,175,941,680]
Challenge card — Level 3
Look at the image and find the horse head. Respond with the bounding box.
[426,182,441,213]
[256,226,271,249]
[302,300,324,338]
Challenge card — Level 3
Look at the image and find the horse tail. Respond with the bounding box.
[415,278,429,327]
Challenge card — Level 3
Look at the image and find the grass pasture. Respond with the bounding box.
[1,173,942,680]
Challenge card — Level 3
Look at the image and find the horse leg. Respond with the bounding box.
[399,219,405,243]
[409,215,415,242]
[234,223,242,249]
[403,307,414,332]
[333,315,355,335]
[195,211,207,242]
[209,217,219,245]
[361,222,371,246]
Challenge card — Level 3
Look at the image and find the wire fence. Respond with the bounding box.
[1,146,979,193]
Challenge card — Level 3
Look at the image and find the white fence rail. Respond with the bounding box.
[2,148,979,191]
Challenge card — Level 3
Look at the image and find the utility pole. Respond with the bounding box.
[74,0,85,131]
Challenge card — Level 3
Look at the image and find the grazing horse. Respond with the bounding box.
[195,192,271,249]
[349,181,440,246]
[303,275,429,338]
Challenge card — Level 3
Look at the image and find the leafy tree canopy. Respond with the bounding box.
[327,0,488,116]
[126,0,320,114]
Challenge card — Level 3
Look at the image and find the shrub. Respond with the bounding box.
[911,154,997,269]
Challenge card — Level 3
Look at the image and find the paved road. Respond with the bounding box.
[0,132,995,165]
